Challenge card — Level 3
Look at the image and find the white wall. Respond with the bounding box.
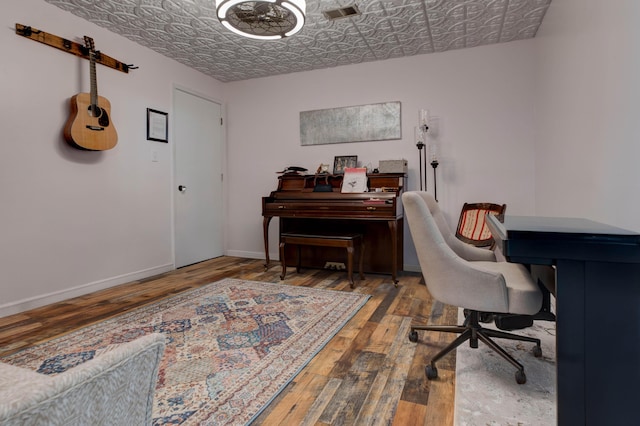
[1,0,224,315]
[222,42,538,269]
[534,0,640,231]
[1,0,546,316]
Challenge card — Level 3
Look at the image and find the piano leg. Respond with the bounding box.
[279,240,286,279]
[263,216,273,270]
[388,220,399,287]
[346,245,355,288]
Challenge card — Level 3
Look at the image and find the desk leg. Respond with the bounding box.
[584,261,640,425]
[555,260,586,425]
[263,216,273,270]
[388,220,399,286]
[556,260,640,425]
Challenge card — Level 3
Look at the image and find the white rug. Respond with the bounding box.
[454,309,557,425]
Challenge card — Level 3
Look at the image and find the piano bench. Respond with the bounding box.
[279,232,365,288]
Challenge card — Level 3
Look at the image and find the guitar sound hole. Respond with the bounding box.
[87,105,110,127]
[87,105,101,118]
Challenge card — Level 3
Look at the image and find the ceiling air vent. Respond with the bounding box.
[323,4,361,21]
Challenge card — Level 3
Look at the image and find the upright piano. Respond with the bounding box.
[262,172,405,284]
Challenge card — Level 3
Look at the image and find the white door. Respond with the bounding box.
[174,88,224,268]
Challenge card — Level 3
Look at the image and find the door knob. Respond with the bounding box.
[178,185,187,193]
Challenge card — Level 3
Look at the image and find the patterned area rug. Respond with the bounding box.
[454,308,557,425]
[2,278,370,425]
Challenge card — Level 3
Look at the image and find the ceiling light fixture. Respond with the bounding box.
[216,0,306,40]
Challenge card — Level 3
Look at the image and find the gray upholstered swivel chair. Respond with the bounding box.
[402,191,543,384]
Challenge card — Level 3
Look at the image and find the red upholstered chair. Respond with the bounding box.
[455,202,506,249]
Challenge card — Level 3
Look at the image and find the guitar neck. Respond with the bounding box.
[89,51,98,109]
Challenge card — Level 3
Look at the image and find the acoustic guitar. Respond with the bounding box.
[63,36,118,150]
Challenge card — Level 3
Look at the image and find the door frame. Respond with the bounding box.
[171,84,227,267]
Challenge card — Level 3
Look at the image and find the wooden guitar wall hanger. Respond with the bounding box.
[15,24,137,73]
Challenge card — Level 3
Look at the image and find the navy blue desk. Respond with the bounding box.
[486,215,640,425]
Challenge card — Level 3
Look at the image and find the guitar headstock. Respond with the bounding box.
[83,36,95,53]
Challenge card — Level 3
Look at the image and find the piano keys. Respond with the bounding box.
[262,172,405,284]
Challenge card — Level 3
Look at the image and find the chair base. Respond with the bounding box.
[408,310,542,384]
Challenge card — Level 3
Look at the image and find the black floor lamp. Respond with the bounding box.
[416,131,426,190]
[415,125,428,191]
[430,157,439,202]
[417,110,440,199]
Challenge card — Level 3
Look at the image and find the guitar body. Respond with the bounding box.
[64,93,118,151]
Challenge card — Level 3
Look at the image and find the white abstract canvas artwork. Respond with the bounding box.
[300,102,401,146]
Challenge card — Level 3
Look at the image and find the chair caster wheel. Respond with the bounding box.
[425,364,438,380]
[515,370,527,384]
[408,330,418,343]
[533,345,542,358]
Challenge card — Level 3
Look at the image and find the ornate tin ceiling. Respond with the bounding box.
[44,0,552,82]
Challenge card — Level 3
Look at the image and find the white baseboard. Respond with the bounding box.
[226,249,277,260]
[402,264,421,273]
[0,263,175,318]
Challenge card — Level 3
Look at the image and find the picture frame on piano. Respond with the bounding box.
[333,155,357,174]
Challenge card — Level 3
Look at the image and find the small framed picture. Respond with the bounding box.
[147,108,168,142]
[333,155,358,174]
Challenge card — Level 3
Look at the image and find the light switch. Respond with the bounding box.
[151,150,159,162]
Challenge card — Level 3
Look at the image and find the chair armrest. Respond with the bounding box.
[0,333,165,425]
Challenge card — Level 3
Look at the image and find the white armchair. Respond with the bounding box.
[0,333,165,425]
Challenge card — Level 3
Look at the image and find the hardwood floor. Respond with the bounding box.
[0,256,457,425]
